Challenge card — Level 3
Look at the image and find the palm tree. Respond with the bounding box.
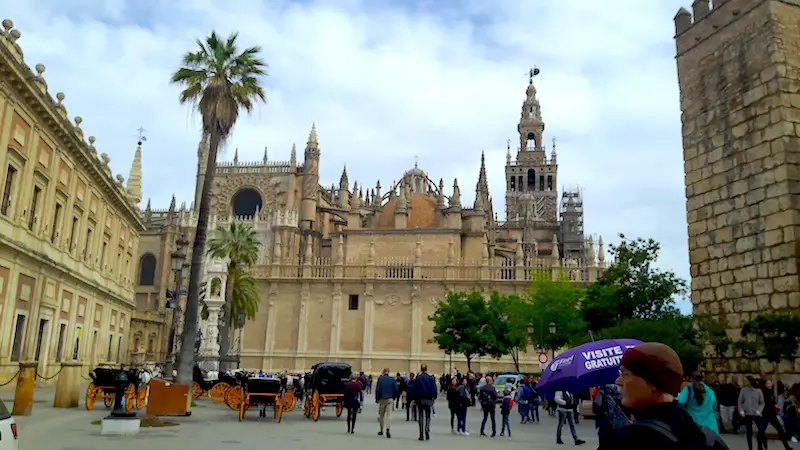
[170,31,267,386]
[200,267,261,326]
[206,222,259,370]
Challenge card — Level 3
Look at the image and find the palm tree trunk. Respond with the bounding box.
[176,133,219,386]
[218,261,236,372]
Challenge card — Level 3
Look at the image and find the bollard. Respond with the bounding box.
[12,362,37,416]
[110,371,135,418]
[53,362,82,408]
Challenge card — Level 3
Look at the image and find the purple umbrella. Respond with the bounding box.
[535,339,642,394]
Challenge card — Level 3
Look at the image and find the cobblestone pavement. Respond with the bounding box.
[0,385,775,450]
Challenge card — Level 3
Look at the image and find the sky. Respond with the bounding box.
[4,0,693,312]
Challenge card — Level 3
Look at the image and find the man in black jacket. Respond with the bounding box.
[600,342,729,450]
[414,364,438,441]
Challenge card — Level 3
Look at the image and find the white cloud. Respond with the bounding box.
[4,0,693,311]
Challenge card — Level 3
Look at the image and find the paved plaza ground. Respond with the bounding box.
[0,384,775,450]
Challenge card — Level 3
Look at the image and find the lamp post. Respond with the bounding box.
[548,321,557,362]
[165,235,189,379]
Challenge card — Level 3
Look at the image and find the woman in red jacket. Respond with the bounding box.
[344,374,363,434]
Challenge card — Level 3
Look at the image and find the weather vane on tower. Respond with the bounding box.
[528,67,540,83]
[136,126,147,145]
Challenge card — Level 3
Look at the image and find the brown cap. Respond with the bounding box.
[620,342,684,396]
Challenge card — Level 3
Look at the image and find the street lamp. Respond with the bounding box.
[165,235,189,379]
[548,321,557,362]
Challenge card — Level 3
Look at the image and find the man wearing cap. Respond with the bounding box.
[600,342,729,450]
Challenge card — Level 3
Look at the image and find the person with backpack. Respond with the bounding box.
[599,342,730,450]
[517,380,532,423]
[500,389,514,436]
[479,375,498,437]
[761,379,793,450]
[677,372,720,434]
[530,380,541,422]
[593,383,629,447]
[555,389,586,445]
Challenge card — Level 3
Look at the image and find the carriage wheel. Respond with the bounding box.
[335,402,343,417]
[191,381,204,400]
[103,392,114,408]
[85,383,97,411]
[136,385,148,409]
[281,391,296,412]
[311,391,321,421]
[303,396,311,418]
[274,395,283,423]
[209,382,230,404]
[124,385,136,412]
[226,385,242,411]
[239,394,247,422]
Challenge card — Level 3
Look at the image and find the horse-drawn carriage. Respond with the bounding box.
[86,367,150,411]
[303,362,352,421]
[234,376,286,422]
[191,365,237,404]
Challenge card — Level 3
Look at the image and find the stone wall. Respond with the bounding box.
[675,0,800,380]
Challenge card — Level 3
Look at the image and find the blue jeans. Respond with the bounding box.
[518,401,529,421]
[501,413,511,435]
[481,408,497,435]
[530,399,540,421]
[457,409,467,432]
[557,410,579,441]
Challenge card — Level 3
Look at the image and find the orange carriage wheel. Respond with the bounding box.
[136,385,148,409]
[238,393,248,422]
[335,400,343,418]
[281,391,296,412]
[85,383,97,411]
[274,394,283,422]
[209,382,230,405]
[124,384,136,412]
[303,395,311,418]
[103,390,114,408]
[226,385,242,411]
[311,391,321,421]
[191,381,204,400]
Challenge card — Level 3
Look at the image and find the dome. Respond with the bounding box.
[375,194,440,228]
[404,166,426,177]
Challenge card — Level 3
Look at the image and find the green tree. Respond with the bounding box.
[171,31,267,385]
[525,272,587,355]
[484,292,529,372]
[739,313,800,393]
[428,290,493,372]
[206,222,260,370]
[585,316,703,376]
[696,315,732,359]
[200,266,261,326]
[581,234,686,333]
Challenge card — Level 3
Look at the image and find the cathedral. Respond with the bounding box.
[131,74,607,374]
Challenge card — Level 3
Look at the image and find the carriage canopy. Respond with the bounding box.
[310,362,352,394]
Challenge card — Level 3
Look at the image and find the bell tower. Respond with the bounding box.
[504,68,558,224]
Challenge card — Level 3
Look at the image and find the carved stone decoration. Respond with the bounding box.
[385,293,399,306]
[405,284,420,305]
[210,174,286,217]
[300,283,310,305]
[373,294,385,305]
[430,296,440,306]
[364,282,374,298]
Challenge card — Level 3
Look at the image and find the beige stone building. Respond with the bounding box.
[0,19,144,380]
[136,73,606,375]
[674,0,800,379]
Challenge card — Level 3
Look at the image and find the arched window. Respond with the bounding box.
[509,177,516,191]
[526,132,537,150]
[138,253,156,286]
[232,188,263,217]
[527,169,536,190]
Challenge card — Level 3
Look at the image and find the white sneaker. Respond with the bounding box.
[462,431,470,436]
[792,437,798,443]
[452,429,457,434]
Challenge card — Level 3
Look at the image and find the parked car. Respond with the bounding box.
[494,373,523,400]
[0,398,18,450]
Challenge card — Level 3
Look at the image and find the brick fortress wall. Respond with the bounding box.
[674,0,800,380]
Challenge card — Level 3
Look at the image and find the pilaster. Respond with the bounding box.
[410,284,421,367]
[263,284,278,370]
[329,283,341,357]
[295,283,310,369]
[360,282,374,372]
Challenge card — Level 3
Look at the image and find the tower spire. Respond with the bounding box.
[126,132,144,206]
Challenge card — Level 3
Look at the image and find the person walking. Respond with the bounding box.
[457,378,470,435]
[555,389,585,445]
[717,381,741,434]
[375,368,398,438]
[406,373,417,421]
[414,364,437,441]
[447,378,462,434]
[479,375,498,437]
[593,383,628,448]
[677,372,720,434]
[530,380,541,423]
[517,379,532,423]
[500,389,514,436]
[739,377,766,450]
[394,373,405,410]
[762,380,793,450]
[344,374,362,434]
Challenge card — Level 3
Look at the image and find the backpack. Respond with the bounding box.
[634,418,730,450]
[479,389,494,408]
[519,385,532,401]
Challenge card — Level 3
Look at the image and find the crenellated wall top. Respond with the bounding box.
[0,18,144,229]
[673,0,768,56]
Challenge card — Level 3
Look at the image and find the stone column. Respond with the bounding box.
[410,284,421,369]
[295,284,310,371]
[53,362,82,408]
[202,298,224,371]
[263,286,278,371]
[329,284,342,357]
[360,283,374,372]
[12,362,37,416]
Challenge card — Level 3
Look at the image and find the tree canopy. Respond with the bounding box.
[428,290,494,371]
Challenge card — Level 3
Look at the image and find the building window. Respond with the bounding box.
[107,334,113,360]
[101,241,108,269]
[84,228,93,260]
[1,165,16,216]
[10,314,26,362]
[138,254,157,286]
[348,294,359,310]
[133,335,140,353]
[547,175,553,191]
[509,177,516,191]
[539,175,545,191]
[72,325,82,361]
[527,169,535,190]
[55,323,66,362]
[34,318,48,361]
[147,338,154,353]
[69,216,79,250]
[116,336,122,362]
[51,203,62,243]
[28,185,41,230]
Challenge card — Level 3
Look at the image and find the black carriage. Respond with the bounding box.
[303,362,352,421]
[85,367,148,411]
[191,365,238,406]
[237,377,285,422]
